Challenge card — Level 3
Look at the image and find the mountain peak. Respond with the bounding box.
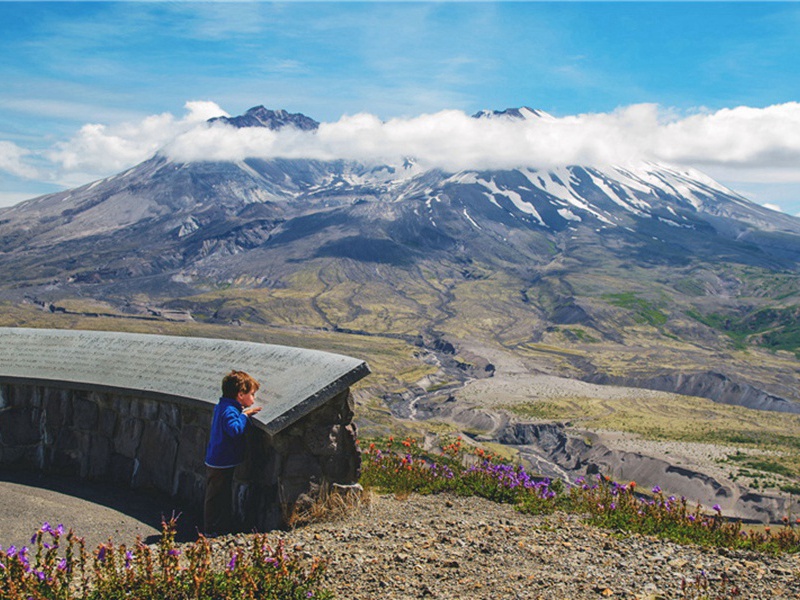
[210,106,319,131]
[472,107,554,121]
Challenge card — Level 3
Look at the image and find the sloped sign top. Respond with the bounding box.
[0,328,370,435]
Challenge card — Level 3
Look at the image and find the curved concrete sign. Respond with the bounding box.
[0,327,370,435]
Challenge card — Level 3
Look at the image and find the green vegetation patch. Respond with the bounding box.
[689,305,800,356]
[726,453,795,478]
[602,292,668,327]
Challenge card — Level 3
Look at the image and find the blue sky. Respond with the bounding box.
[2,2,800,212]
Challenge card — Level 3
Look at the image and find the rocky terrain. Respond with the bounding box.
[211,493,800,599]
[383,343,800,524]
[5,478,799,599]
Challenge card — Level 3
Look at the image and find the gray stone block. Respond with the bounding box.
[87,435,112,479]
[72,396,99,430]
[113,417,143,458]
[136,421,179,493]
[0,406,40,446]
[304,424,341,456]
[109,453,135,486]
[131,398,160,421]
[175,424,208,472]
[98,408,117,438]
[282,452,323,483]
[159,402,181,429]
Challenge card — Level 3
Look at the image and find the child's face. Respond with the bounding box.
[236,390,257,408]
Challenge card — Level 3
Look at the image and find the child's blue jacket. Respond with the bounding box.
[204,396,249,468]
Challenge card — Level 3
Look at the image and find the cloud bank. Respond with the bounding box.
[164,103,800,178]
[3,101,800,200]
[0,141,39,179]
[44,101,229,183]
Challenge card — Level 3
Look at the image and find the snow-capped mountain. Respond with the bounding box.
[472,106,555,121]
[4,106,800,420]
[2,105,800,289]
[210,106,320,131]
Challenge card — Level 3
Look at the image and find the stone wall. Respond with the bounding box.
[0,382,360,531]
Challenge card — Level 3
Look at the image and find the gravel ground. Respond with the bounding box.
[208,493,800,600]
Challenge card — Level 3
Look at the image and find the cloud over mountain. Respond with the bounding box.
[3,101,800,201]
[164,102,800,176]
[44,101,229,181]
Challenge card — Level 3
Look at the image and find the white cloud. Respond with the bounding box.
[5,100,800,208]
[44,100,228,178]
[164,102,800,181]
[0,141,39,179]
[655,103,800,169]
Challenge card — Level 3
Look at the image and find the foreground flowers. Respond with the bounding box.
[362,436,800,554]
[0,517,332,600]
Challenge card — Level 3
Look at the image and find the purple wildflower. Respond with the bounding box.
[125,551,133,570]
[57,558,68,571]
[713,504,721,513]
[652,485,661,494]
[168,548,180,557]
[228,553,237,571]
[97,545,107,563]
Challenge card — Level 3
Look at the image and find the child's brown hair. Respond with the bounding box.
[221,370,260,399]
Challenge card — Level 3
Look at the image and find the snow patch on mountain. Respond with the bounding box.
[479,176,544,223]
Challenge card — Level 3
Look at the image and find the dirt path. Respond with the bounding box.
[0,470,199,549]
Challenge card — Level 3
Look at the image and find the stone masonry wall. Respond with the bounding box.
[0,382,361,531]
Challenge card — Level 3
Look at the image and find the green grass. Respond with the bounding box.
[602,292,668,327]
[564,328,599,343]
[727,456,795,478]
[688,305,800,356]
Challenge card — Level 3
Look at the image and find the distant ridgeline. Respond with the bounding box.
[0,327,370,531]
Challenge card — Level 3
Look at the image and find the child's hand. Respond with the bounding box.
[244,406,262,416]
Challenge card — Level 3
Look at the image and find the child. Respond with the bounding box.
[204,369,263,536]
